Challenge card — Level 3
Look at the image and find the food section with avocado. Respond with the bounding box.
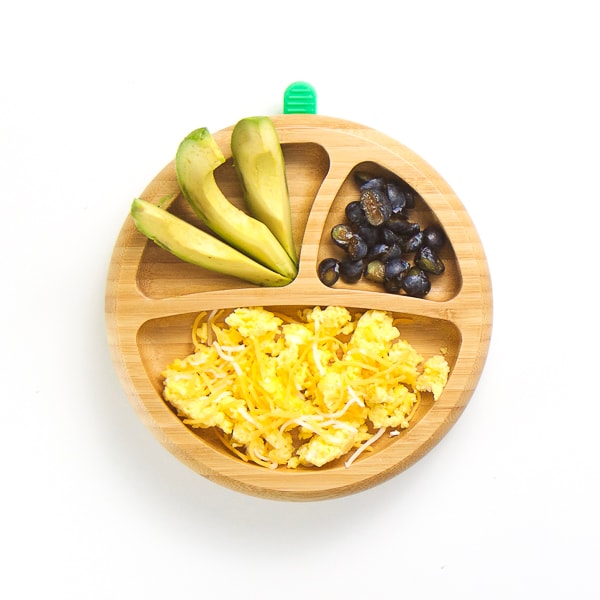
[131,117,298,287]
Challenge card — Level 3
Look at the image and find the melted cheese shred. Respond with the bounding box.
[162,306,449,469]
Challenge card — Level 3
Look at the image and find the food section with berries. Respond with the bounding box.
[318,170,450,297]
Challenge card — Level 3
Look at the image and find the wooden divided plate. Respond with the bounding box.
[105,114,492,501]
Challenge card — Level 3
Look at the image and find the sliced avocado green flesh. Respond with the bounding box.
[175,128,297,280]
[130,198,291,287]
[231,116,298,265]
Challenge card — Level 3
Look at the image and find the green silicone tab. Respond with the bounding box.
[283,81,317,114]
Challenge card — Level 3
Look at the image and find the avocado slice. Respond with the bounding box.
[175,128,297,281]
[230,117,298,265]
[130,198,292,287]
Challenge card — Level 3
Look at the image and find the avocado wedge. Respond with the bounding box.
[230,117,298,264]
[175,128,297,281]
[131,198,292,287]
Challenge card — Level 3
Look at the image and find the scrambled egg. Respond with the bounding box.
[162,307,450,469]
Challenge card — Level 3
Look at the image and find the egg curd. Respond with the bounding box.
[162,306,449,469]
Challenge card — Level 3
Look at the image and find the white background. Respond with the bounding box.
[2,1,599,598]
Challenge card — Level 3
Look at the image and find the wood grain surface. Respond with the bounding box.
[105,115,493,501]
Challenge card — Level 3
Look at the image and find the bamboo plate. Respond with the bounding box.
[105,114,492,501]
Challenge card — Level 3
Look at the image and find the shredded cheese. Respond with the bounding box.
[344,426,387,468]
[212,341,243,376]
